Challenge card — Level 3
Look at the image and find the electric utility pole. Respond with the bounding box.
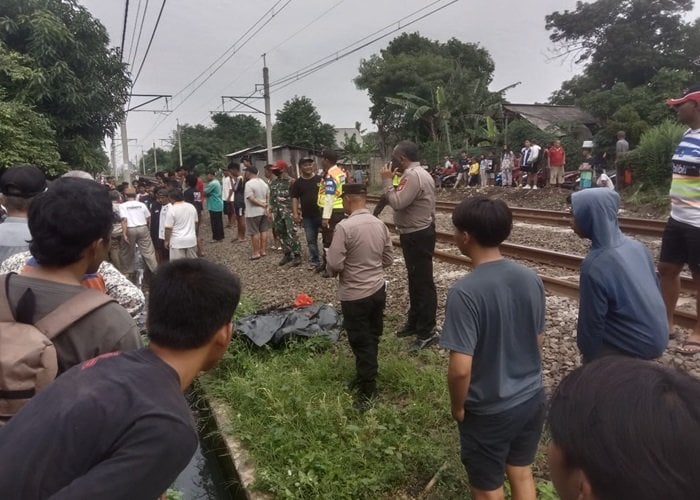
[110,138,118,179]
[263,54,273,165]
[176,118,183,167]
[153,142,158,173]
[120,120,131,183]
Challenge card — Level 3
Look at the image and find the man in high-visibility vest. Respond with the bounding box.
[316,149,346,276]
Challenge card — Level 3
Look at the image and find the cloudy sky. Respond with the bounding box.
[80,0,698,166]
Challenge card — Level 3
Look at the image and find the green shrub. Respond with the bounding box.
[623,120,686,191]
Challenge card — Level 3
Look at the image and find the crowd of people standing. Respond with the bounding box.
[0,83,699,500]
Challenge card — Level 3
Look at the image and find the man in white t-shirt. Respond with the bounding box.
[243,165,270,260]
[222,169,234,229]
[119,188,158,281]
[164,188,199,260]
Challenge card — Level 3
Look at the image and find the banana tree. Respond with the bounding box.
[435,86,452,152]
[385,91,439,143]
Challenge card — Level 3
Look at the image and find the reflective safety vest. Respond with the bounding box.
[317,165,345,209]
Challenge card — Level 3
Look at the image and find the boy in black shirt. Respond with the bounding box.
[291,157,323,269]
[0,259,241,500]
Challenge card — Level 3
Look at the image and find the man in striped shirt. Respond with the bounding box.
[659,83,700,354]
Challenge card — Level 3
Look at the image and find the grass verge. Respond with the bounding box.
[202,300,558,499]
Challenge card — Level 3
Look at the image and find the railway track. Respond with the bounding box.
[384,223,696,293]
[387,240,696,330]
[368,195,667,237]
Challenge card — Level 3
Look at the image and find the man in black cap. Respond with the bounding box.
[326,182,393,410]
[0,164,47,264]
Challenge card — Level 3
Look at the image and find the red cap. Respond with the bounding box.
[271,159,288,171]
[666,84,700,106]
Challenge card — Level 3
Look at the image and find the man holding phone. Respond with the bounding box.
[381,140,438,351]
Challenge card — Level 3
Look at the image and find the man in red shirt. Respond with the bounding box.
[547,139,566,187]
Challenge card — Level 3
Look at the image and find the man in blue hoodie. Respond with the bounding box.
[571,188,668,362]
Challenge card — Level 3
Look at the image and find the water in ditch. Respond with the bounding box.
[171,443,232,500]
[169,391,244,500]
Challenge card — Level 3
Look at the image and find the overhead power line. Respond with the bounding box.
[131,0,167,88]
[119,0,130,61]
[270,0,459,91]
[141,0,293,142]
[192,0,345,126]
[126,0,145,67]
[168,0,291,103]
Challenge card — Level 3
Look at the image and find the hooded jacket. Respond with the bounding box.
[571,188,667,361]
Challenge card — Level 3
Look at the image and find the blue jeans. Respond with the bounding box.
[302,215,321,264]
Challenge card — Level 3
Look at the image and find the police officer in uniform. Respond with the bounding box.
[269,160,302,266]
[317,149,346,277]
[381,140,438,351]
[326,182,393,410]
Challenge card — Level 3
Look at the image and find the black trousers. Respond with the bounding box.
[400,225,437,339]
[341,285,386,396]
[210,210,224,241]
[320,209,346,265]
[320,209,346,248]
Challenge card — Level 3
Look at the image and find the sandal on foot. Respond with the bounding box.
[676,341,700,355]
[249,256,261,261]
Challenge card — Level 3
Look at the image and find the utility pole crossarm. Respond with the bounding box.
[127,94,173,113]
[220,96,265,114]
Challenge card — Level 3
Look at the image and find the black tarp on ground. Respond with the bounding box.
[235,304,342,347]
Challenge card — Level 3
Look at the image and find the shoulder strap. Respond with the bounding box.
[34,289,115,340]
[0,273,17,322]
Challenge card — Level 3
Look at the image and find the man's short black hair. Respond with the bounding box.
[4,195,31,212]
[452,196,512,247]
[206,170,216,176]
[185,173,198,188]
[548,357,700,500]
[321,149,338,164]
[28,178,113,267]
[169,188,184,201]
[148,259,241,349]
[227,162,240,172]
[394,140,420,162]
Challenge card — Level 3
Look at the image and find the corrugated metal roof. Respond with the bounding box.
[504,104,597,132]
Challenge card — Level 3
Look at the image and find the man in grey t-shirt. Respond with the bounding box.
[440,197,545,499]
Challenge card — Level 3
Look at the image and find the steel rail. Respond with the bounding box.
[385,223,695,293]
[388,239,696,330]
[367,195,666,237]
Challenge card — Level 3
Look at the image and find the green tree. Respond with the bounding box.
[0,43,63,172]
[355,33,498,157]
[545,0,698,163]
[0,96,63,173]
[141,146,172,175]
[209,113,265,154]
[272,96,336,150]
[0,0,130,169]
[545,0,699,98]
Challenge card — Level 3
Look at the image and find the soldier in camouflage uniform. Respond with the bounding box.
[269,160,302,266]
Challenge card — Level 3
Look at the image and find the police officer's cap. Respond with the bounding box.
[342,184,367,196]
